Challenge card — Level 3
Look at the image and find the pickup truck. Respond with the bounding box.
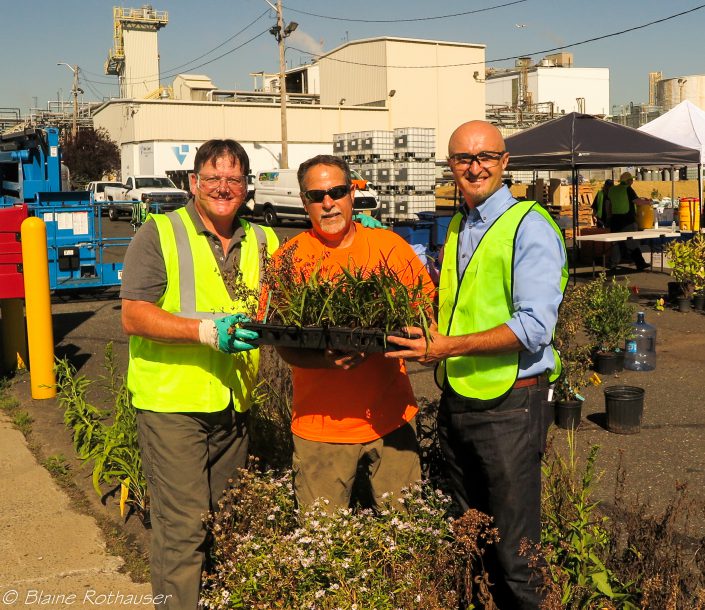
[103,175,190,221]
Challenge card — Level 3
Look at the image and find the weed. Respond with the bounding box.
[12,410,33,436]
[536,431,638,609]
[42,453,71,478]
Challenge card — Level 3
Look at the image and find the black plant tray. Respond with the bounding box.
[242,322,327,350]
[242,322,418,353]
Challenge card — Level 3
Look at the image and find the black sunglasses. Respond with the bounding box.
[303,184,350,203]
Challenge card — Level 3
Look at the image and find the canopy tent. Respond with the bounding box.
[504,112,701,278]
[638,100,705,201]
[505,112,701,169]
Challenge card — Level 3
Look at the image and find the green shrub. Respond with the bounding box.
[583,274,635,352]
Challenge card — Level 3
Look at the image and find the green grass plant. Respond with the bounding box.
[260,244,433,333]
[55,344,148,520]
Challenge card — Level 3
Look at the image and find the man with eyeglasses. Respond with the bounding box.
[272,154,434,511]
[386,121,568,609]
[120,139,278,609]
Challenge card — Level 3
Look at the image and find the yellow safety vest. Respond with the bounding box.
[128,208,278,413]
[435,200,568,400]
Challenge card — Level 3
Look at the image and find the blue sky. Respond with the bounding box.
[0,0,702,113]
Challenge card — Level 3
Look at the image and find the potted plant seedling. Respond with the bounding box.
[553,284,592,429]
[665,235,705,312]
[238,244,434,352]
[583,274,635,374]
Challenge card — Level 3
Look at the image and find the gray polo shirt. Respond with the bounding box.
[119,199,246,303]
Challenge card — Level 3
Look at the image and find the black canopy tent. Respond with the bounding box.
[504,112,701,278]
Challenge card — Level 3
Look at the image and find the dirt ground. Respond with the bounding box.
[4,255,705,571]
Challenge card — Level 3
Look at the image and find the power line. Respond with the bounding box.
[81,9,270,84]
[282,0,527,23]
[289,4,705,69]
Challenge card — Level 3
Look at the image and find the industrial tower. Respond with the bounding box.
[104,5,169,99]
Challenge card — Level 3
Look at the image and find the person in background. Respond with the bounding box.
[592,178,613,228]
[608,172,649,271]
[120,139,278,609]
[273,154,434,512]
[386,121,568,609]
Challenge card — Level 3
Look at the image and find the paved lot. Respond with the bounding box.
[2,221,705,603]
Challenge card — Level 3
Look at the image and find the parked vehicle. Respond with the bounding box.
[252,168,380,226]
[85,181,119,216]
[103,175,190,221]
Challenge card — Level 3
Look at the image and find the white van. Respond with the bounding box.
[253,168,380,226]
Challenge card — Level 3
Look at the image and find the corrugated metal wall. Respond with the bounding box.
[122,29,160,98]
[319,40,388,106]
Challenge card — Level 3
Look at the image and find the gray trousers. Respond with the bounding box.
[136,407,249,610]
[292,417,421,511]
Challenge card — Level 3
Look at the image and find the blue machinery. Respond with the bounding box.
[0,127,128,291]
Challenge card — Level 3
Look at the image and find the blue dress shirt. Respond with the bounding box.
[457,185,566,378]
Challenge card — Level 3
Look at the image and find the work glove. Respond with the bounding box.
[353,214,386,229]
[198,314,259,353]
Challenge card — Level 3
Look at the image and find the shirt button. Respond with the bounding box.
[220,256,224,261]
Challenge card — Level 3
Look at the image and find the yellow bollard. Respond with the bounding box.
[0,298,27,372]
[20,217,56,399]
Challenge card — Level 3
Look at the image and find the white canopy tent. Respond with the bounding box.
[639,100,705,210]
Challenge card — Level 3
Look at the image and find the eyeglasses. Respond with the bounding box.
[197,174,247,191]
[302,184,350,203]
[448,151,506,169]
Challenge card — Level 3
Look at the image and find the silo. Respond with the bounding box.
[656,75,705,111]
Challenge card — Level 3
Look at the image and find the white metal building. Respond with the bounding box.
[486,54,610,116]
[93,36,486,178]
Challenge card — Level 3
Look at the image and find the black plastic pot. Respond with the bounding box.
[667,281,684,303]
[555,400,582,430]
[604,385,645,434]
[677,296,691,313]
[593,350,625,374]
[693,294,705,311]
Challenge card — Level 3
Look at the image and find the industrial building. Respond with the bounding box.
[485,53,610,129]
[91,6,485,179]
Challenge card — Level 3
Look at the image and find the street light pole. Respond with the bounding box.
[57,63,80,140]
[263,0,297,169]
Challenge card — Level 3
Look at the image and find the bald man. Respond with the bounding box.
[387,121,568,609]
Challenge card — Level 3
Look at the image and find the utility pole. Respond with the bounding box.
[264,0,297,169]
[57,63,81,140]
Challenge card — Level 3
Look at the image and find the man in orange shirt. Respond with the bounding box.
[274,154,433,510]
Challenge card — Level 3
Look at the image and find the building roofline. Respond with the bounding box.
[320,36,485,60]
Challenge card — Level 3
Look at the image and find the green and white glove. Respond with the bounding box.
[198,314,259,353]
[353,213,386,229]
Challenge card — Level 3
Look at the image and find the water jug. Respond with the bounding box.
[624,311,656,371]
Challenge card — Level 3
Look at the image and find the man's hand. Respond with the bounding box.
[384,324,449,365]
[353,214,386,229]
[199,314,260,353]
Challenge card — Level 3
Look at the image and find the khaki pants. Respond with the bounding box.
[292,417,421,511]
[136,407,249,610]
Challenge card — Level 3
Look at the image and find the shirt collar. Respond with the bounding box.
[186,198,244,241]
[460,185,515,224]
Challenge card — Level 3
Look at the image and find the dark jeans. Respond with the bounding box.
[438,382,550,610]
[136,406,249,610]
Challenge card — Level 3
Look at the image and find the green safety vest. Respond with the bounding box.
[608,183,631,215]
[594,190,606,218]
[435,200,568,400]
[128,208,278,413]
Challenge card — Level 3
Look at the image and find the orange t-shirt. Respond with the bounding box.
[272,225,434,443]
